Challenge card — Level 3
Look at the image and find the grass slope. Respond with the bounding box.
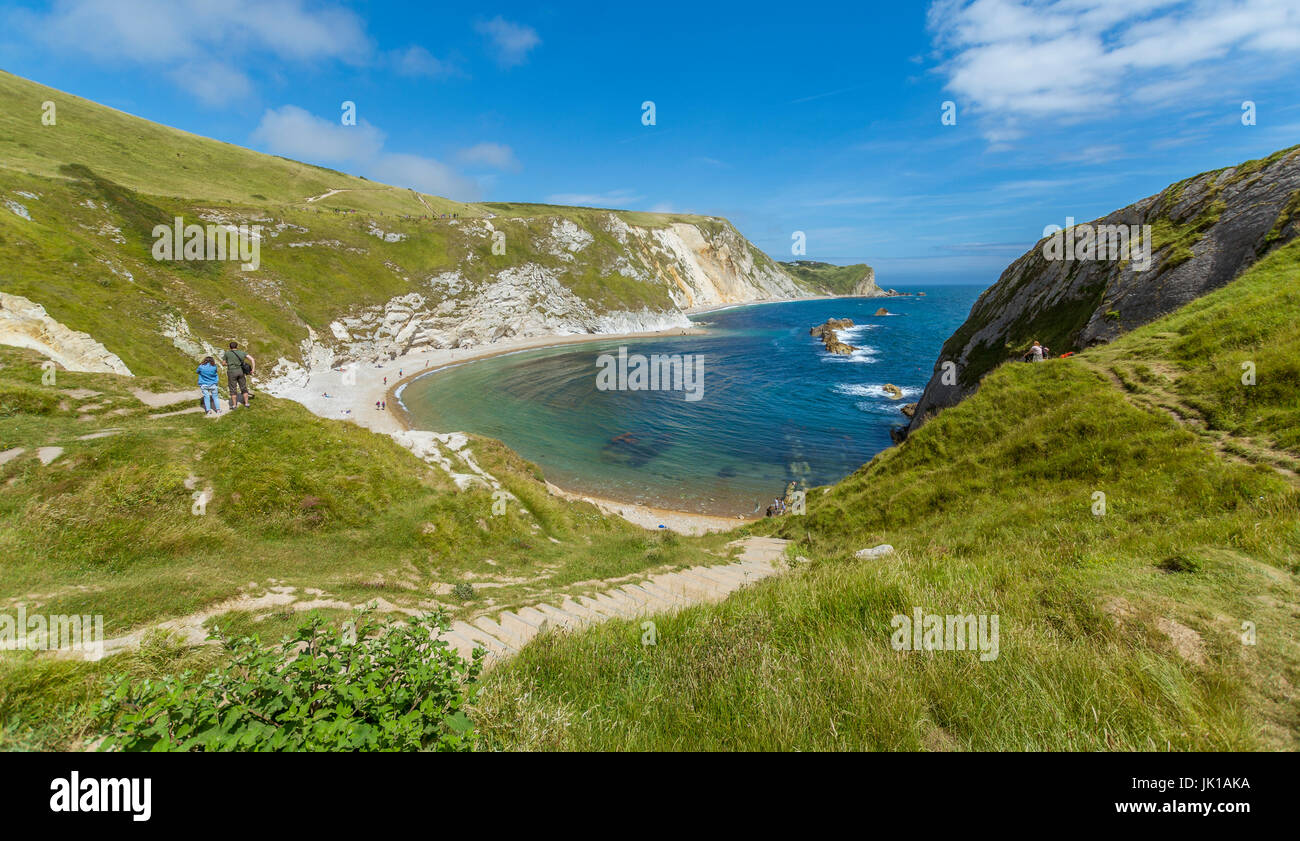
[473,243,1300,751]
[0,70,818,388]
[778,260,875,296]
[0,345,734,749]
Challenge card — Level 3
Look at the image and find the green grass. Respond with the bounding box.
[1090,240,1300,457]
[472,249,1300,751]
[1,69,830,388]
[0,70,472,218]
[936,145,1300,389]
[778,260,876,295]
[0,343,737,749]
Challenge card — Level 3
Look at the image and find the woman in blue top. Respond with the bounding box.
[197,356,221,414]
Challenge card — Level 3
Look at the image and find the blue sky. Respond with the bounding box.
[2,0,1299,283]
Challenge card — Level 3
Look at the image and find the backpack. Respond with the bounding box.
[227,349,251,375]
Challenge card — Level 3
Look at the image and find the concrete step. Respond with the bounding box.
[693,567,740,588]
[600,589,644,616]
[436,628,479,661]
[452,621,514,655]
[624,583,673,609]
[473,615,522,648]
[617,584,659,608]
[558,598,600,622]
[498,611,544,644]
[592,591,639,619]
[638,580,685,607]
[656,572,716,600]
[675,570,727,597]
[516,606,552,630]
[535,603,584,629]
[576,594,625,619]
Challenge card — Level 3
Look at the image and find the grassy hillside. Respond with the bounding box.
[0,70,815,391]
[935,145,1299,392]
[778,260,876,295]
[0,342,740,749]
[0,69,475,218]
[472,242,1300,751]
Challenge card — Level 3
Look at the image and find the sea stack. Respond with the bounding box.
[809,318,857,355]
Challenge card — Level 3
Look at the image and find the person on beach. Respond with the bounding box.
[197,356,221,415]
[222,341,254,408]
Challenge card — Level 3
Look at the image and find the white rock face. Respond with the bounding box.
[269,214,809,376]
[0,293,133,375]
[160,313,220,360]
[646,222,803,308]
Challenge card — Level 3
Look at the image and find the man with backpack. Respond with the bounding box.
[222,341,255,409]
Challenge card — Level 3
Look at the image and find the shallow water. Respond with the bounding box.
[401,286,983,515]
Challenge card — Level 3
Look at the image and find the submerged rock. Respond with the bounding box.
[882,383,903,400]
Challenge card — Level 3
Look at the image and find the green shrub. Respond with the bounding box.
[1159,552,1203,574]
[97,610,482,751]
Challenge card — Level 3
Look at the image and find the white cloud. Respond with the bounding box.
[251,106,479,200]
[10,0,378,105]
[929,0,1300,121]
[369,154,479,200]
[168,61,255,107]
[456,142,520,171]
[474,16,540,67]
[389,45,455,77]
[18,0,369,64]
[251,106,385,163]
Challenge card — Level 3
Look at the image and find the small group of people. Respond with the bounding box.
[196,341,255,415]
[1023,340,1052,362]
[764,481,804,518]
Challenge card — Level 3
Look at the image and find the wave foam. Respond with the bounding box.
[834,383,922,399]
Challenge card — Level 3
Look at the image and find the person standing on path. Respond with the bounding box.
[197,356,221,415]
[222,341,255,409]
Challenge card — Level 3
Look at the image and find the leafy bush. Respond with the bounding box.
[97,610,482,751]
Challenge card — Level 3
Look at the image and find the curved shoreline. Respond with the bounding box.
[379,325,749,535]
[275,294,869,533]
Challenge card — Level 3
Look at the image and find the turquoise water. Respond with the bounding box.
[400,286,983,515]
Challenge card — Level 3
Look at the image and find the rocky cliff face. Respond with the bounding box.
[268,213,810,379]
[906,145,1300,435]
[0,293,133,376]
[852,267,881,296]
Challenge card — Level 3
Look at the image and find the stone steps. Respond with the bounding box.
[440,536,791,668]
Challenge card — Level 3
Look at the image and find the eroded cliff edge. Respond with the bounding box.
[904,145,1300,436]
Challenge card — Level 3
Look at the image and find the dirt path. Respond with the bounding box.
[43,537,791,664]
[304,188,349,203]
[1080,356,1299,483]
